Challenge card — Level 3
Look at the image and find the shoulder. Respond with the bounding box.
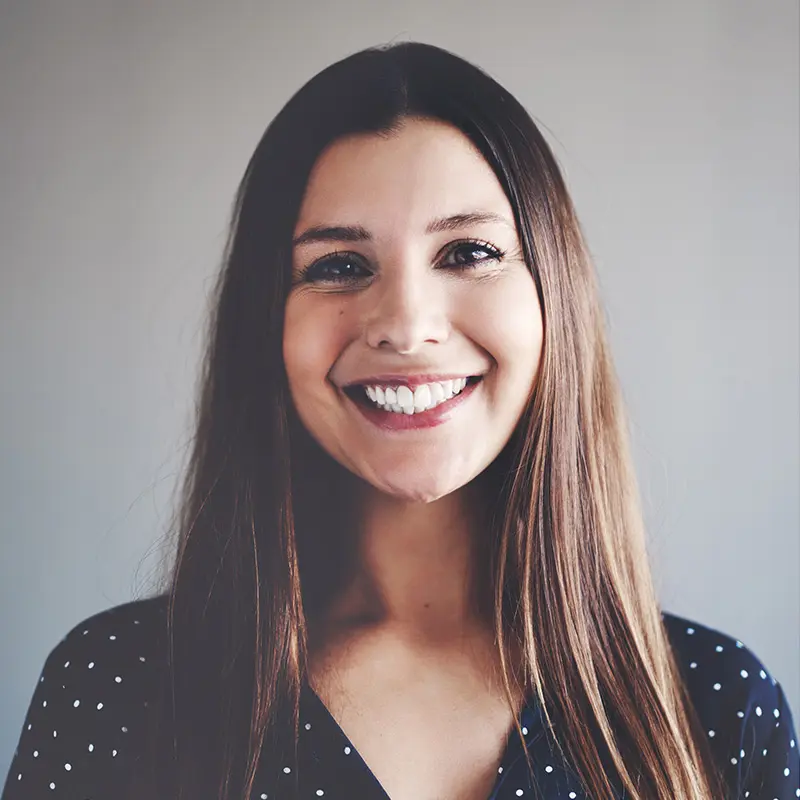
[50,594,169,657]
[661,610,799,796]
[2,595,169,797]
[38,593,170,694]
[36,592,171,721]
[662,609,783,700]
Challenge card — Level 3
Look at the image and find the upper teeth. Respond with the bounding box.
[364,378,470,414]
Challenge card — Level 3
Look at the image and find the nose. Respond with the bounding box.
[363,266,449,354]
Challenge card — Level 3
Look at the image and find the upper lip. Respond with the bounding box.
[340,373,484,389]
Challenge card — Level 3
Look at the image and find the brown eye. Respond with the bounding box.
[441,240,504,268]
[300,253,371,284]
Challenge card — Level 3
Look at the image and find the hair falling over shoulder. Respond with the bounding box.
[131,41,728,800]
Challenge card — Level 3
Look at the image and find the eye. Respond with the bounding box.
[440,239,505,268]
[297,251,371,284]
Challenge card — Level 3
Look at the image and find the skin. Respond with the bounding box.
[283,116,544,799]
[284,116,543,643]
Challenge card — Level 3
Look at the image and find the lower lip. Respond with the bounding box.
[346,380,482,431]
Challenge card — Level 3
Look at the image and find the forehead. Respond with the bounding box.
[294,118,513,238]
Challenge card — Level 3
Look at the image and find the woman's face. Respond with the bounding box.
[284,117,543,503]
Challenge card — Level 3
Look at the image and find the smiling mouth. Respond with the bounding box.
[343,376,483,415]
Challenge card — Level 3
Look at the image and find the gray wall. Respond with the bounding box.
[1,0,797,778]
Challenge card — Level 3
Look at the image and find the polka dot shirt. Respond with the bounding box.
[2,596,798,798]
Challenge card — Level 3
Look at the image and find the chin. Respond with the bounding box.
[377,485,453,504]
[366,466,477,505]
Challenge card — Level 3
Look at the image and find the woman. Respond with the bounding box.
[3,42,797,800]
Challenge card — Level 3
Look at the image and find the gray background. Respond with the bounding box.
[1,0,798,779]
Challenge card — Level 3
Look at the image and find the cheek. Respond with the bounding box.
[466,274,543,380]
[283,298,346,405]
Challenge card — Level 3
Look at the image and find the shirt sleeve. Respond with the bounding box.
[3,634,116,798]
[738,678,799,799]
[2,607,155,799]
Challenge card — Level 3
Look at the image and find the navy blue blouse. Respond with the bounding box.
[3,595,798,799]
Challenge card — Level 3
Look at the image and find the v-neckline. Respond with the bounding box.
[299,679,543,799]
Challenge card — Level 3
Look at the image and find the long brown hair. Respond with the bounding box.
[135,41,726,799]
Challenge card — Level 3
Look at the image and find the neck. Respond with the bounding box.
[324,479,492,645]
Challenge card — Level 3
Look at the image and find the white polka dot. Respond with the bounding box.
[739,749,745,758]
[773,708,780,718]
[88,662,94,669]
[730,757,737,764]
[73,700,80,707]
[115,676,122,683]
[139,656,146,662]
[17,774,21,781]
[344,746,351,755]
[708,730,715,737]
[112,749,117,757]
[42,701,47,707]
[784,768,790,777]
[498,766,503,773]
[740,670,748,679]
[27,724,31,730]
[88,744,94,752]
[545,765,553,773]
[737,711,745,718]
[97,702,104,710]
[52,730,57,738]
[760,670,767,679]
[736,640,743,648]
[122,726,128,733]
[304,722,312,730]
[715,645,723,652]
[283,766,291,774]
[516,791,524,797]
[316,791,324,797]
[690,662,697,669]
[522,727,528,735]
[64,764,71,771]
[713,683,721,691]
[109,635,116,640]
[49,783,55,790]
[791,739,795,748]
[762,748,768,756]
[756,706,763,716]
[134,619,140,624]
[261,795,267,799]
[569,794,577,799]
[686,627,695,634]
[33,751,38,758]
[63,661,70,668]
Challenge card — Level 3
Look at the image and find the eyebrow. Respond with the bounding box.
[292,211,514,247]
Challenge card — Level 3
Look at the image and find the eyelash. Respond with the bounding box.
[296,239,506,285]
